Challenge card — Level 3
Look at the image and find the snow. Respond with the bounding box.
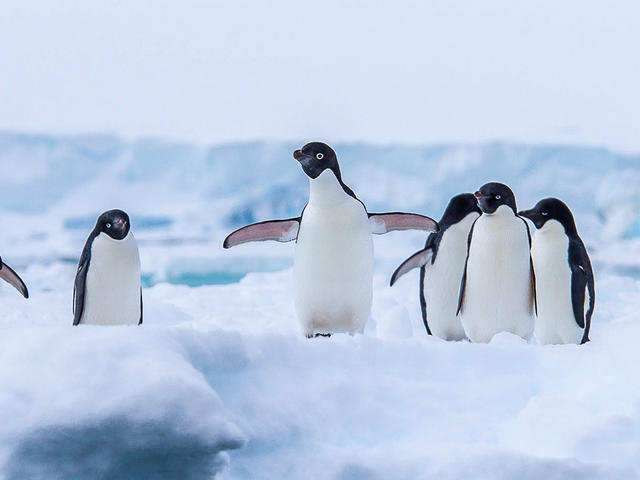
[3,266,639,479]
[0,136,639,478]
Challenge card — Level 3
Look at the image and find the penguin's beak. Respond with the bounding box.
[114,218,127,231]
[293,149,304,162]
[518,209,543,229]
[475,190,492,214]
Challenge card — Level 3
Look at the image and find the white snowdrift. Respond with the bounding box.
[0,261,638,479]
[0,136,639,478]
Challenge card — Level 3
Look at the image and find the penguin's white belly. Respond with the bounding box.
[423,215,477,340]
[460,209,533,343]
[531,223,582,345]
[293,201,373,336]
[81,233,141,325]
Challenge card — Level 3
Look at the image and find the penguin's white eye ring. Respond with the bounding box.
[316,153,324,160]
[541,211,548,216]
[106,223,112,228]
[495,194,501,200]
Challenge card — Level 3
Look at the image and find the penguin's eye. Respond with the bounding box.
[106,223,112,229]
[495,194,501,200]
[541,211,548,216]
[316,153,324,160]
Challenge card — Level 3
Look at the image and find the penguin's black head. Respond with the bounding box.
[474,182,517,215]
[519,198,577,234]
[293,142,340,179]
[441,193,482,226]
[96,209,131,240]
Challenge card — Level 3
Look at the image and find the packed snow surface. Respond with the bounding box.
[0,134,639,479]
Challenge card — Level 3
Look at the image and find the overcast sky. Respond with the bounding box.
[1,0,639,152]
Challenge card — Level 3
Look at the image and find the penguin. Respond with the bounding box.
[223,142,439,338]
[457,183,536,343]
[73,209,142,326]
[519,198,594,345]
[390,193,481,340]
[0,257,28,299]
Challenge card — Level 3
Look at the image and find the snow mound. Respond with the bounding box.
[0,325,245,479]
[1,135,640,477]
[1,261,638,478]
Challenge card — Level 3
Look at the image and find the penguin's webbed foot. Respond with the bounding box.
[304,332,332,339]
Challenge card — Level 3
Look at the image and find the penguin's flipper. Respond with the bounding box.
[0,257,28,298]
[390,247,434,286]
[73,235,94,326]
[457,263,468,316]
[570,264,587,329]
[223,218,300,248]
[521,218,538,316]
[139,287,143,325]
[369,213,439,234]
[569,239,595,343]
[456,219,477,315]
[582,262,595,344]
